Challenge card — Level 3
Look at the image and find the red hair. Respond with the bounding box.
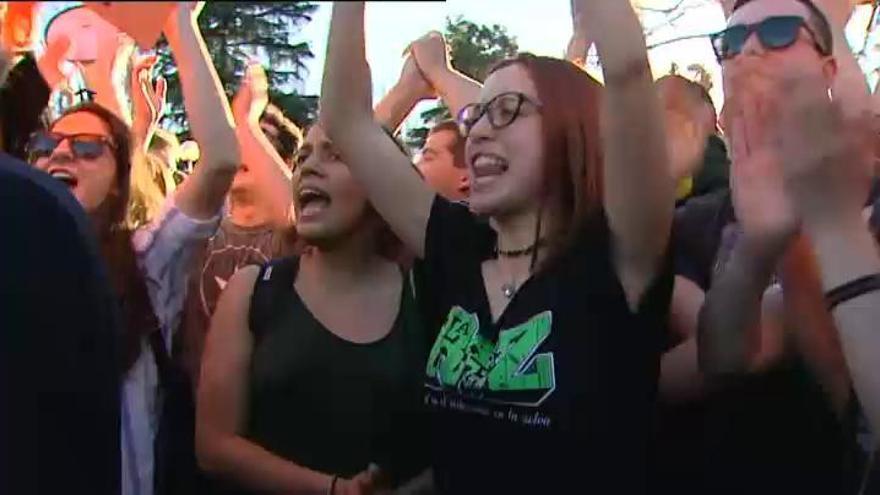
[488,54,605,260]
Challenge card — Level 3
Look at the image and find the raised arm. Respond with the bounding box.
[196,267,380,494]
[778,70,880,438]
[581,0,674,308]
[565,0,593,67]
[373,54,434,132]
[815,0,871,121]
[164,2,240,220]
[231,64,293,228]
[698,73,796,375]
[129,54,167,152]
[321,1,433,256]
[407,32,481,121]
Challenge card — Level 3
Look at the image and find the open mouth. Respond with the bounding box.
[471,153,509,178]
[297,186,331,217]
[48,168,78,188]
[470,153,508,190]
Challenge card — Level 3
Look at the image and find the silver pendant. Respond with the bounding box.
[501,283,516,299]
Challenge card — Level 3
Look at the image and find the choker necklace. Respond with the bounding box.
[494,239,547,258]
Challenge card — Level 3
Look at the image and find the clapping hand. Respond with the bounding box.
[774,68,874,232]
[725,61,800,258]
[404,31,450,87]
[232,62,269,125]
[131,54,167,127]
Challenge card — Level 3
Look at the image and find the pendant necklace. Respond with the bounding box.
[494,239,546,299]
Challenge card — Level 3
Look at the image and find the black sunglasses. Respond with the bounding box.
[457,92,542,138]
[27,131,116,163]
[710,16,829,62]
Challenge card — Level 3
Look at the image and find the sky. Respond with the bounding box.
[290,0,880,134]
[36,1,880,133]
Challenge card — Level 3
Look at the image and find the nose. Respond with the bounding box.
[466,109,494,148]
[46,138,76,164]
[739,30,765,58]
[297,152,325,179]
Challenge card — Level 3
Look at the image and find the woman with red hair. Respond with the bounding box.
[322,0,674,493]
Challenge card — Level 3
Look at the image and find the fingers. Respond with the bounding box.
[155,76,167,107]
[133,54,159,73]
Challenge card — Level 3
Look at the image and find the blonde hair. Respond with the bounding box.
[126,149,171,229]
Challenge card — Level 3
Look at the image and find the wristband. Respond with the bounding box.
[825,273,880,311]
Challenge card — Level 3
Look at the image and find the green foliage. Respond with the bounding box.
[156,2,318,137]
[405,16,518,149]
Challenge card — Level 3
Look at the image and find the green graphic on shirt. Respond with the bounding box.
[425,307,556,406]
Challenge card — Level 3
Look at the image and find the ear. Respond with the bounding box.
[821,55,838,88]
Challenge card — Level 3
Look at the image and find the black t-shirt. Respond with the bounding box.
[416,198,674,494]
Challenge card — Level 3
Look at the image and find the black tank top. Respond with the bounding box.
[241,257,428,489]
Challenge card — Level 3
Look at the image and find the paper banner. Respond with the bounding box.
[84,2,176,49]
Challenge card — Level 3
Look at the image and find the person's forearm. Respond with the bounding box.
[586,0,674,299]
[778,236,851,414]
[808,218,880,438]
[322,1,372,136]
[166,10,240,218]
[698,240,777,375]
[374,80,425,132]
[428,69,481,122]
[235,120,293,228]
[198,433,332,495]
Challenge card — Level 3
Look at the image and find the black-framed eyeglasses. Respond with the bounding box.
[457,92,542,138]
[710,16,830,62]
[27,131,116,163]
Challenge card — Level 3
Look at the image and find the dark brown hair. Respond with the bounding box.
[428,120,466,169]
[487,54,605,266]
[261,104,303,165]
[50,103,159,374]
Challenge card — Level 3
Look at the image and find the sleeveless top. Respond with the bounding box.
[240,257,429,490]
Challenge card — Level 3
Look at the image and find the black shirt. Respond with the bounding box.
[417,198,673,494]
[217,257,429,494]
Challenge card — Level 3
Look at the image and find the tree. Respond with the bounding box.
[156,1,318,136]
[405,16,518,149]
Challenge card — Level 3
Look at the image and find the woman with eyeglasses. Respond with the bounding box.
[322,1,674,493]
[28,4,240,495]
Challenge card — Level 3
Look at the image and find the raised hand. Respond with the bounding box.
[400,53,435,100]
[725,63,799,259]
[566,0,591,67]
[405,31,450,85]
[130,53,167,144]
[775,69,874,232]
[232,62,269,125]
[811,0,854,30]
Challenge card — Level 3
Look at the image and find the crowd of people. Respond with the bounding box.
[2,0,880,494]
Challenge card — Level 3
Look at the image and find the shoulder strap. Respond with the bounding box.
[248,257,299,342]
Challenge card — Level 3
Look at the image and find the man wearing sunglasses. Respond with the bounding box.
[664,1,871,494]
